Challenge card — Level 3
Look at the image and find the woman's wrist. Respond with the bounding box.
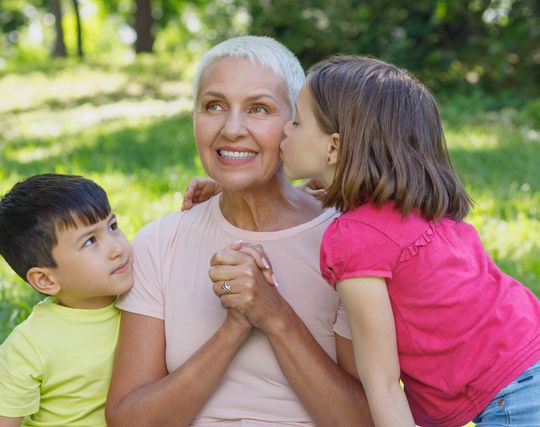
[221,314,252,344]
[259,300,297,338]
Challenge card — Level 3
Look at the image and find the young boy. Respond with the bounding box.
[0,174,133,427]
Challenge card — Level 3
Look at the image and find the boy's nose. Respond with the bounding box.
[108,237,124,259]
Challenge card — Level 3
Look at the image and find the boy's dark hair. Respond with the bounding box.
[0,174,111,282]
[308,55,472,220]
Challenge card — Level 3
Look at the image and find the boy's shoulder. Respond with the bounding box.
[4,298,55,339]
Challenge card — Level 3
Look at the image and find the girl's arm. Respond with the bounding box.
[105,310,251,427]
[0,417,22,427]
[211,244,374,427]
[337,277,416,427]
[181,178,324,211]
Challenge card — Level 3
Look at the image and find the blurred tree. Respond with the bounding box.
[241,0,539,93]
[50,0,66,56]
[134,0,153,52]
[71,0,83,57]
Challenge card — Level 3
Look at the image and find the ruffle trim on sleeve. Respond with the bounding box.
[397,221,438,263]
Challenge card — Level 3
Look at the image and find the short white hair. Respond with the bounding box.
[193,35,305,114]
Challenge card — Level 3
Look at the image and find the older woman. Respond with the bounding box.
[106,36,372,427]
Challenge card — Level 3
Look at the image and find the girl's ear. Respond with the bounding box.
[26,267,61,296]
[327,133,340,165]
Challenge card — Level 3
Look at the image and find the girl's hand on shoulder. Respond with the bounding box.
[298,179,326,197]
[181,178,223,211]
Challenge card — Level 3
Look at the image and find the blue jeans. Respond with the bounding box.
[473,359,540,426]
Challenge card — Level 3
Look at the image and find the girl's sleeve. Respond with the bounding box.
[0,328,42,417]
[320,218,401,288]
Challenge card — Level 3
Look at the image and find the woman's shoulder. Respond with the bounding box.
[135,198,217,242]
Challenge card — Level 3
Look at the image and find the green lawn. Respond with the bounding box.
[1,58,539,350]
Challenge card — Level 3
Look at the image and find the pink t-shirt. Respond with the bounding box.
[117,195,351,427]
[320,201,540,427]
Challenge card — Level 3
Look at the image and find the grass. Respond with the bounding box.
[1,58,539,350]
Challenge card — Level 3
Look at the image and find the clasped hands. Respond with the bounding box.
[209,241,285,333]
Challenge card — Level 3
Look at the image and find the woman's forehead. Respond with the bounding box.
[198,57,288,100]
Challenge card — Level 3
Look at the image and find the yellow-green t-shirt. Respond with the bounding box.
[0,297,120,426]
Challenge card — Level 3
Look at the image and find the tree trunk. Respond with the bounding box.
[71,0,84,57]
[50,0,66,57]
[134,0,154,53]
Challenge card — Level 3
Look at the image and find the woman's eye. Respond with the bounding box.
[207,102,224,112]
[82,237,96,248]
[292,121,299,126]
[251,104,269,114]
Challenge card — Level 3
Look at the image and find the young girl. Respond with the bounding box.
[280,55,540,427]
[183,56,540,426]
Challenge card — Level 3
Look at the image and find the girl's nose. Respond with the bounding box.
[283,120,293,136]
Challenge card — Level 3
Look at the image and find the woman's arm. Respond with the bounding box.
[337,277,415,427]
[210,245,374,427]
[105,310,251,427]
[0,417,22,427]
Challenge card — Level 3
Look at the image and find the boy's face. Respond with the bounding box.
[49,213,133,309]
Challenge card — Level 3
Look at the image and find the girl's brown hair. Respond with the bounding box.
[308,55,472,220]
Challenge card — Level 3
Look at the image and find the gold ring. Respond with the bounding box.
[222,281,231,295]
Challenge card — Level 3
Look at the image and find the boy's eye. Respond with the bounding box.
[82,237,96,248]
[108,222,118,232]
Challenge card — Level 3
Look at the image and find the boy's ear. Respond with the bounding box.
[26,267,61,296]
[327,133,340,165]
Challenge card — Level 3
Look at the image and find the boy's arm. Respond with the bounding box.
[0,416,22,427]
[0,330,41,424]
[337,277,416,427]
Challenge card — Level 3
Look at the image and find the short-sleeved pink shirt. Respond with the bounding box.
[320,201,540,427]
[117,195,350,426]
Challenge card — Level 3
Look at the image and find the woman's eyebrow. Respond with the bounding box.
[201,91,280,103]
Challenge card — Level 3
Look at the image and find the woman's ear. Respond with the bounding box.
[327,133,340,165]
[26,267,61,296]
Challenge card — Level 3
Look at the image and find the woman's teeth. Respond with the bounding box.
[219,150,257,159]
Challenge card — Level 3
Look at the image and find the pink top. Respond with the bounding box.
[320,201,540,427]
[118,195,351,426]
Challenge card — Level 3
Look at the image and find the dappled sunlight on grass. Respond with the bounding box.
[445,121,540,294]
[1,97,191,141]
[1,57,538,356]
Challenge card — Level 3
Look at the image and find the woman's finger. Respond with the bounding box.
[210,245,251,267]
[212,280,236,297]
[235,243,277,287]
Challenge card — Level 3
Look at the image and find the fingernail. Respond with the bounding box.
[262,257,270,269]
[271,274,279,287]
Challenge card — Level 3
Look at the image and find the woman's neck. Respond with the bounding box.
[219,175,324,232]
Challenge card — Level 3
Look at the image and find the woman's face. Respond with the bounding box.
[193,57,292,191]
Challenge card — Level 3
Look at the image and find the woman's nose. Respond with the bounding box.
[221,110,247,140]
